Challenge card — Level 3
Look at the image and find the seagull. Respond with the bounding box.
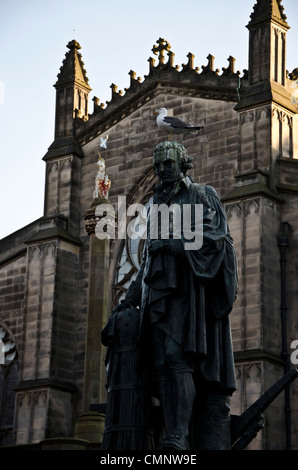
[154,107,204,139]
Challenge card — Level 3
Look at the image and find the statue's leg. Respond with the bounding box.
[165,372,196,450]
[156,377,175,441]
[162,335,196,450]
[198,394,232,450]
[152,326,175,443]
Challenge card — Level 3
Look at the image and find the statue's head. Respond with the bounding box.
[153,141,193,184]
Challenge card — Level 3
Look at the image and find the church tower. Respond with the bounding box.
[10,42,92,445]
[247,0,289,88]
[234,0,296,172]
[223,0,298,449]
[43,40,91,238]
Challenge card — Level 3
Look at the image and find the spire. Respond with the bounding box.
[247,0,289,30]
[44,39,92,159]
[55,39,91,90]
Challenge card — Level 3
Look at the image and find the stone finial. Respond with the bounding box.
[152,38,171,66]
[110,83,123,100]
[182,53,200,73]
[147,57,156,74]
[67,39,81,50]
[92,96,100,107]
[128,70,142,85]
[125,71,142,93]
[187,52,195,70]
[201,54,219,75]
[167,50,175,68]
[92,96,105,114]
[289,68,298,81]
[222,56,237,76]
[183,52,195,70]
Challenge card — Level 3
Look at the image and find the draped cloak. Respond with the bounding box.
[133,177,238,393]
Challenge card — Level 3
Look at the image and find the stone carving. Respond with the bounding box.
[101,307,154,450]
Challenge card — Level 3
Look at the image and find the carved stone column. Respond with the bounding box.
[14,215,80,445]
[75,196,115,444]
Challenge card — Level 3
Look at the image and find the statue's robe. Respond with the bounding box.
[134,177,238,393]
[101,176,238,449]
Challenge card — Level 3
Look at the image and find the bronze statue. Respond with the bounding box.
[102,141,238,450]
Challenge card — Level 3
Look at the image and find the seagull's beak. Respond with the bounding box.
[153,111,158,115]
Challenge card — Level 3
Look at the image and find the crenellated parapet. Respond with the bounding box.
[74,38,248,144]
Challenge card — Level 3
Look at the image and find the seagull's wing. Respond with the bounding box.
[163,116,204,131]
[163,116,193,129]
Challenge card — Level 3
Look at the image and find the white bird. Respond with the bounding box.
[154,107,204,139]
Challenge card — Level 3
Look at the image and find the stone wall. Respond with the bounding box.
[0,255,26,358]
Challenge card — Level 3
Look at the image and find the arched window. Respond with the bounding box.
[111,167,157,309]
[112,191,153,308]
[0,324,19,447]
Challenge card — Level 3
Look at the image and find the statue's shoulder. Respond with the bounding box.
[204,185,220,198]
[189,182,218,198]
[190,182,205,193]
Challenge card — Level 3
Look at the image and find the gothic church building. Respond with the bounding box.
[1,0,298,450]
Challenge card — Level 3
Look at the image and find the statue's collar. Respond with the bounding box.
[179,176,192,188]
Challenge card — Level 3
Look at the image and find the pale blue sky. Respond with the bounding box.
[0,0,297,239]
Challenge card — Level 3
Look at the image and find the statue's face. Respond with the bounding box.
[154,158,184,185]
